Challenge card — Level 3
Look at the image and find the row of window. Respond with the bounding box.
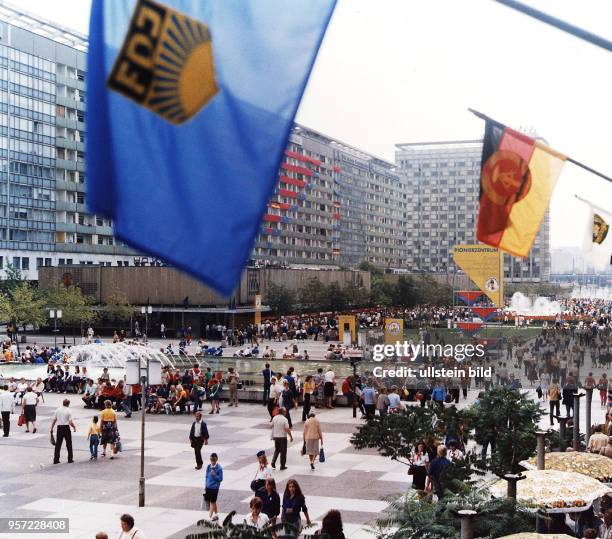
[0,46,56,75]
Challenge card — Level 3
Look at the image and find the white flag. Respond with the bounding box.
[583,203,612,271]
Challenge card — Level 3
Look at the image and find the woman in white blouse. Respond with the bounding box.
[244,497,269,531]
[410,441,429,492]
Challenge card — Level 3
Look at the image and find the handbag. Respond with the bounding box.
[50,432,56,446]
[301,441,306,456]
[17,414,24,427]
[318,446,325,463]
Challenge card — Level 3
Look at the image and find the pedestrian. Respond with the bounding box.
[303,412,323,470]
[262,363,272,406]
[118,514,145,539]
[251,450,273,492]
[100,399,119,459]
[361,381,376,418]
[189,410,209,470]
[279,379,296,428]
[87,415,101,460]
[313,368,324,408]
[204,453,223,522]
[281,479,311,537]
[21,386,38,433]
[244,497,270,530]
[316,509,345,539]
[0,384,14,437]
[426,445,451,498]
[268,376,280,420]
[548,379,561,425]
[208,374,221,414]
[302,375,314,422]
[256,478,281,527]
[160,322,166,339]
[50,398,76,464]
[323,367,335,409]
[598,373,609,407]
[410,441,429,492]
[271,407,293,470]
[227,367,239,407]
[376,387,389,418]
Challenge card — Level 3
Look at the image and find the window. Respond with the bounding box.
[58,258,65,265]
[0,256,3,269]
[76,235,84,243]
[36,257,43,268]
[45,258,52,266]
[117,261,123,267]
[21,257,29,270]
[12,257,20,269]
[66,259,73,264]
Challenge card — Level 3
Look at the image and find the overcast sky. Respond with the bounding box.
[14,0,612,249]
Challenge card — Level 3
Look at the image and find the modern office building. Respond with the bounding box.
[396,140,551,282]
[0,3,136,280]
[253,124,410,270]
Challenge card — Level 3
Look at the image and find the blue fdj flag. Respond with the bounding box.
[87,0,336,295]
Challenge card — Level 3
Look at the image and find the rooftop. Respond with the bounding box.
[0,0,87,52]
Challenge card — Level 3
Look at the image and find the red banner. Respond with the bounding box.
[456,291,483,305]
[471,307,498,320]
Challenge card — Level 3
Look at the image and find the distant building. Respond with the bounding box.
[253,124,410,270]
[0,3,136,280]
[395,140,551,282]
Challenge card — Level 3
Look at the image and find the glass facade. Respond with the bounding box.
[0,44,56,253]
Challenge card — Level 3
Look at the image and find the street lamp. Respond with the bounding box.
[140,306,152,342]
[49,309,62,349]
[126,353,162,507]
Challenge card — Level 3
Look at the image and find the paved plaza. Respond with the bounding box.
[0,381,609,539]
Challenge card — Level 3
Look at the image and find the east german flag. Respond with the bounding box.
[477,121,566,257]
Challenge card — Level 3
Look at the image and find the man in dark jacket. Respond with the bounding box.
[189,410,209,469]
[562,375,577,418]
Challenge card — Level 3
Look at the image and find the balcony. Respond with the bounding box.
[55,158,77,171]
[55,243,137,255]
[55,200,85,213]
[55,75,85,91]
[55,180,86,193]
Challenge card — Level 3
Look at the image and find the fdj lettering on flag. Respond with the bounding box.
[476,121,566,258]
[87,0,336,295]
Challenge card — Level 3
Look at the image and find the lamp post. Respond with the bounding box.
[140,306,152,343]
[49,309,62,349]
[126,353,162,507]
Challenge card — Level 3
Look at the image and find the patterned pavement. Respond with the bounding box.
[0,383,608,539]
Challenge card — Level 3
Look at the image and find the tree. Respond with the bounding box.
[471,386,544,475]
[100,289,133,324]
[393,276,419,308]
[374,486,535,539]
[0,293,11,323]
[298,277,324,312]
[265,283,295,317]
[0,263,25,293]
[185,512,294,539]
[45,285,97,341]
[323,282,348,312]
[9,282,47,330]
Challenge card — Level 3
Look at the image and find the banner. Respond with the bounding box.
[452,244,504,308]
[456,321,484,336]
[582,203,612,271]
[384,318,404,345]
[477,121,565,258]
[87,0,336,295]
[471,307,498,321]
[254,294,262,328]
[456,291,484,306]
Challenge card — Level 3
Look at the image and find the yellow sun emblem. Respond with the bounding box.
[108,0,218,124]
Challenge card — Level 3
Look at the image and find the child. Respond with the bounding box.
[88,416,101,461]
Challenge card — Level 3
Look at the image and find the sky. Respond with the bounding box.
[13,0,612,250]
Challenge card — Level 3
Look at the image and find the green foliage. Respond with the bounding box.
[185,512,297,539]
[471,387,544,475]
[45,285,97,326]
[8,282,47,329]
[265,283,295,316]
[298,278,324,311]
[358,260,384,277]
[374,486,535,539]
[100,289,133,323]
[351,406,440,464]
[0,264,25,293]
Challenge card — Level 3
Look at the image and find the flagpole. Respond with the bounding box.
[468,108,612,185]
[574,195,610,215]
[492,0,612,54]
